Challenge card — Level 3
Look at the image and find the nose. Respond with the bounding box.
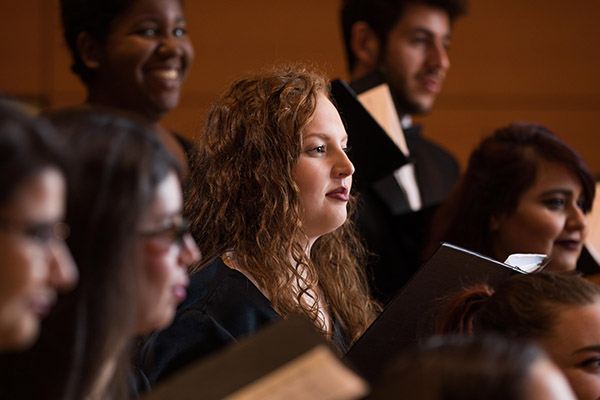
[567,202,588,233]
[47,240,78,292]
[427,41,450,72]
[157,33,184,58]
[334,150,355,178]
[179,233,201,268]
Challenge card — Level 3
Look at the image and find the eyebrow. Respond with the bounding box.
[136,16,187,25]
[539,189,576,197]
[410,27,451,41]
[572,345,600,355]
[303,132,348,142]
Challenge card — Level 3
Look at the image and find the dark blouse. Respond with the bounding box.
[138,257,349,387]
[138,257,279,385]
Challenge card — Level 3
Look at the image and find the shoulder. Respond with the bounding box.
[138,258,280,384]
[183,257,276,318]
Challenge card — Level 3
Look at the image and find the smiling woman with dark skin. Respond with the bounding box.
[60,0,195,169]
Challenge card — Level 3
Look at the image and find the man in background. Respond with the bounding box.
[339,0,467,303]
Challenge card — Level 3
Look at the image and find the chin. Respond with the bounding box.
[1,323,38,351]
[155,93,181,111]
[153,310,176,332]
[410,96,436,115]
[546,257,578,273]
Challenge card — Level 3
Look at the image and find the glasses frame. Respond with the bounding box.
[137,218,191,248]
[0,218,70,243]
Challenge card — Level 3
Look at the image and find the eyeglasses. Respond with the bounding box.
[138,218,191,248]
[0,218,70,244]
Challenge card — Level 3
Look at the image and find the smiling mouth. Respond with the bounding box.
[418,76,442,93]
[147,68,183,89]
[153,69,178,80]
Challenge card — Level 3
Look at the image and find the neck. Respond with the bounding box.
[349,64,373,83]
[298,235,317,263]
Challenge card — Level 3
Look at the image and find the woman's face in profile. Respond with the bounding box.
[490,158,587,272]
[92,0,194,118]
[536,300,600,400]
[0,168,77,351]
[294,94,355,242]
[135,171,200,333]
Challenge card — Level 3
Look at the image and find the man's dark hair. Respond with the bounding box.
[340,0,467,73]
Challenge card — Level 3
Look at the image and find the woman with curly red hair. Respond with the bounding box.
[139,65,380,384]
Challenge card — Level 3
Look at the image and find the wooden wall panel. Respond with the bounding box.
[1,0,599,174]
[0,0,46,102]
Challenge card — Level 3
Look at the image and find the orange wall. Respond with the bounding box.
[2,1,600,174]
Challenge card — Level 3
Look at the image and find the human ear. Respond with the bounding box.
[349,21,380,73]
[76,32,102,70]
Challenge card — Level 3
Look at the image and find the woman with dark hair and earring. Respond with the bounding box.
[0,108,200,399]
[59,0,195,171]
[439,272,600,400]
[426,123,595,272]
[370,334,575,400]
[0,100,77,353]
[139,65,381,384]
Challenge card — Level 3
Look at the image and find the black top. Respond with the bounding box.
[138,257,349,387]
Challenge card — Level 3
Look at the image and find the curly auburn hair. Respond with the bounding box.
[186,65,380,345]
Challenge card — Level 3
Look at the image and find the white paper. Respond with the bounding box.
[504,253,549,273]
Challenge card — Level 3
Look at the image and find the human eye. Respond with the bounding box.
[306,144,326,155]
[542,196,566,210]
[442,38,451,50]
[411,35,428,46]
[577,198,587,212]
[173,27,187,37]
[23,223,55,244]
[342,144,351,154]
[578,357,600,373]
[136,26,158,37]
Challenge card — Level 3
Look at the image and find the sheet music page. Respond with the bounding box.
[224,345,368,400]
[357,83,422,211]
[357,84,408,156]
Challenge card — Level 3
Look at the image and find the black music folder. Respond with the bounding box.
[330,78,409,185]
[143,316,368,400]
[344,243,523,383]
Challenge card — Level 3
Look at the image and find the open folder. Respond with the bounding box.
[330,78,409,185]
[344,243,524,384]
[143,316,368,400]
